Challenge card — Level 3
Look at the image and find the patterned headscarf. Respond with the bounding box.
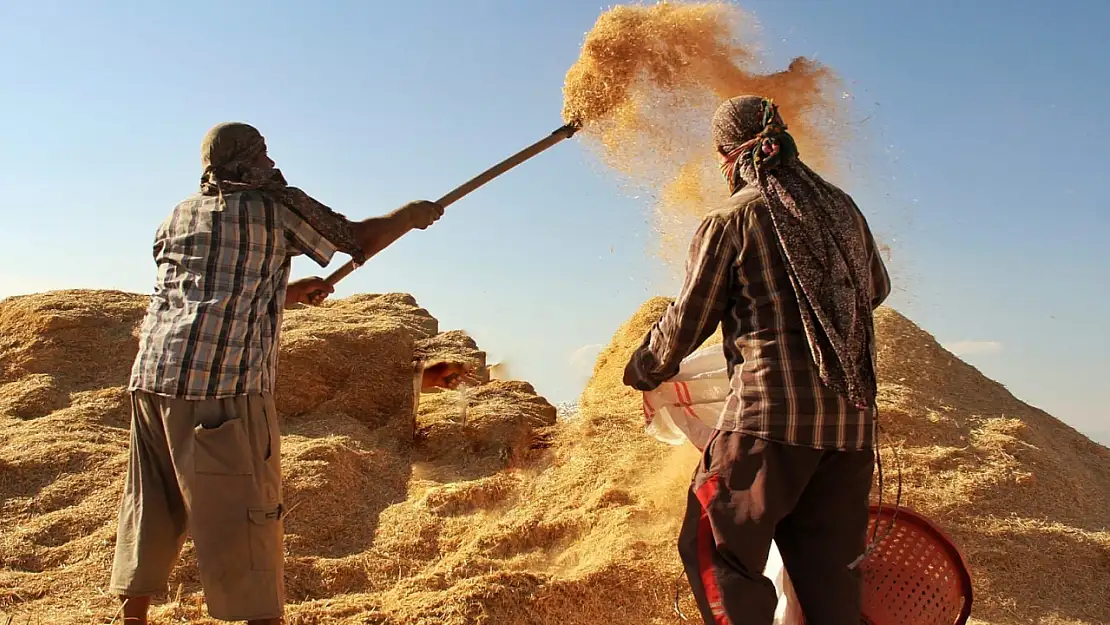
[712,96,877,407]
[200,123,366,265]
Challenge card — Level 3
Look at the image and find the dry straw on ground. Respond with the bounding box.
[1,290,1108,624]
[0,290,564,624]
[870,308,1110,624]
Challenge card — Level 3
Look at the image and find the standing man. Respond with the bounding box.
[623,96,891,624]
[111,122,444,624]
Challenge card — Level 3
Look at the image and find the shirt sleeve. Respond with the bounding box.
[624,213,738,391]
[278,203,339,268]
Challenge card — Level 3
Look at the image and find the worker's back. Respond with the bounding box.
[131,190,298,400]
[712,185,887,451]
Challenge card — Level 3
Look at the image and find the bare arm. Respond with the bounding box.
[352,201,443,260]
[283,200,443,306]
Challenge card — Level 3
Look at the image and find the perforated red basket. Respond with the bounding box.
[859,504,973,625]
[789,505,973,625]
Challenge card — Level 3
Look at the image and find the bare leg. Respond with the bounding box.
[119,595,151,625]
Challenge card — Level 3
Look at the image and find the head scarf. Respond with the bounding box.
[200,123,366,265]
[712,96,877,407]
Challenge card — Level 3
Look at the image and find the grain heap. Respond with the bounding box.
[869,308,1110,624]
[0,290,563,624]
[590,299,1110,625]
[0,290,705,625]
[5,291,1104,625]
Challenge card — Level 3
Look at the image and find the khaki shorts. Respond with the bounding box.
[110,391,284,621]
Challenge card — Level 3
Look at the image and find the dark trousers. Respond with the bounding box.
[678,431,875,625]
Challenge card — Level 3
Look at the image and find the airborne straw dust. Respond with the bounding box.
[563,2,847,261]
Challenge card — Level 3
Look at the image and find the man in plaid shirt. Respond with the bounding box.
[112,122,443,625]
[624,97,890,624]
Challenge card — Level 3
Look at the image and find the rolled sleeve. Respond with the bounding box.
[278,203,338,268]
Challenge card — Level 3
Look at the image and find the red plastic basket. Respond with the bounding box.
[860,505,973,625]
[789,505,973,625]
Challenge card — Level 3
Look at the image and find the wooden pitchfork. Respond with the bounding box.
[321,121,581,289]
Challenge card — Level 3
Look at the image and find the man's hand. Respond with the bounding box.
[400,200,444,230]
[421,361,481,391]
[286,277,333,308]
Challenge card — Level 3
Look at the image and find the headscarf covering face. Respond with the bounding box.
[712,96,877,407]
[200,123,366,265]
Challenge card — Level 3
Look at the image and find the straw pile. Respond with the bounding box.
[1,289,1107,624]
[584,299,1110,625]
[0,289,566,624]
[870,308,1110,624]
[0,290,695,625]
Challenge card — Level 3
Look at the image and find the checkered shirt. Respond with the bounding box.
[626,187,892,451]
[129,190,338,399]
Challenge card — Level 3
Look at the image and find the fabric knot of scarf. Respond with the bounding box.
[719,100,799,192]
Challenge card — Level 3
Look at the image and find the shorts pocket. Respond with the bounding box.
[195,417,254,476]
[247,504,284,571]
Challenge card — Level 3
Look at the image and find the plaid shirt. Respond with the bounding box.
[129,190,338,400]
[626,187,891,451]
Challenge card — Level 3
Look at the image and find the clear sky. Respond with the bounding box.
[1,1,1107,444]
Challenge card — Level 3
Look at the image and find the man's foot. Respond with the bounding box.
[119,595,151,625]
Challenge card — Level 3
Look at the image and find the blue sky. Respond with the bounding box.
[1,0,1107,444]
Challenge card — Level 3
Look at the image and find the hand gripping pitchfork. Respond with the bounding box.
[320,122,581,289]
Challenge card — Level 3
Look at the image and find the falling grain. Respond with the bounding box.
[562,2,848,263]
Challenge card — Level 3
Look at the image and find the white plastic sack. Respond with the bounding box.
[642,345,729,451]
[643,345,803,624]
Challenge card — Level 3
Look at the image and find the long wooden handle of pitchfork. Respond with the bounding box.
[323,122,581,287]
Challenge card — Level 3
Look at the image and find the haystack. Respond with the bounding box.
[1,290,1107,625]
[577,299,1110,625]
[0,290,563,624]
[870,308,1110,624]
